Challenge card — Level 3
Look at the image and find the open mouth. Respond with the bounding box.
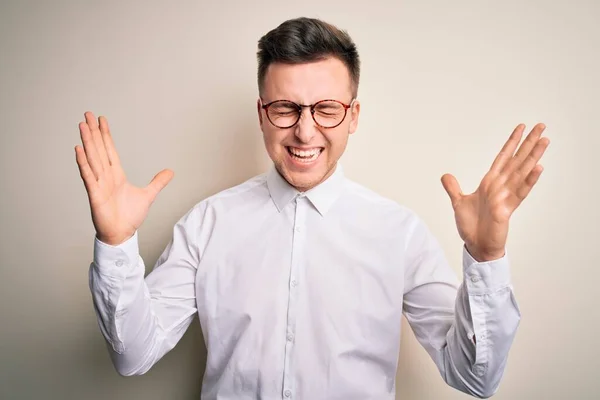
[286,146,324,163]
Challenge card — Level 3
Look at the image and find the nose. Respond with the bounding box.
[294,107,318,144]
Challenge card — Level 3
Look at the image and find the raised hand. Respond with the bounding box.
[75,111,174,245]
[441,123,550,262]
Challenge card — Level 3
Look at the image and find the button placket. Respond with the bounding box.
[281,195,306,398]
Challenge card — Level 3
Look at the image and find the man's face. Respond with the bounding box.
[258,57,360,192]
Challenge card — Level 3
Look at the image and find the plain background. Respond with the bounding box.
[1,0,598,399]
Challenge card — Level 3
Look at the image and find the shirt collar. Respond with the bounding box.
[266,163,345,216]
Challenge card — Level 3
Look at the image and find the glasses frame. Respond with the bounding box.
[261,99,354,129]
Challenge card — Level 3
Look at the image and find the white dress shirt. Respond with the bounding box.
[90,164,520,400]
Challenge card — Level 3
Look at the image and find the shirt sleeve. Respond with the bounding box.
[402,214,521,398]
[89,202,211,376]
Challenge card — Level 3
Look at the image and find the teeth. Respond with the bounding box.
[289,147,321,157]
[288,147,322,163]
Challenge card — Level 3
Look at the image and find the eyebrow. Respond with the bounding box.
[271,101,298,107]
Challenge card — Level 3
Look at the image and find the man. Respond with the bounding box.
[75,17,549,400]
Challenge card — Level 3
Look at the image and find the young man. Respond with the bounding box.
[76,17,549,400]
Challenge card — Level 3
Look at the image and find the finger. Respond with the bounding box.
[504,123,546,175]
[79,121,104,180]
[489,124,525,174]
[441,173,463,207]
[511,137,550,185]
[84,111,110,173]
[75,145,99,193]
[144,169,174,202]
[98,116,125,179]
[516,164,544,200]
[98,116,121,166]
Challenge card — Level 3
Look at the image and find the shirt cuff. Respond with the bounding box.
[93,231,140,276]
[462,245,511,295]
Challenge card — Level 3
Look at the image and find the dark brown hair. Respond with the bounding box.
[257,17,360,97]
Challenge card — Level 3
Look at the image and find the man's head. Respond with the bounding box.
[257,17,361,192]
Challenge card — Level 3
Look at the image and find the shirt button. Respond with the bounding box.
[295,226,301,232]
[287,333,294,342]
[473,364,486,377]
[290,279,297,287]
[115,260,124,267]
[284,389,292,397]
[470,275,480,283]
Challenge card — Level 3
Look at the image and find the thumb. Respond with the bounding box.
[145,169,174,201]
[441,173,463,207]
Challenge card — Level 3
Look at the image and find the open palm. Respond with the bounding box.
[75,112,173,245]
[441,123,550,261]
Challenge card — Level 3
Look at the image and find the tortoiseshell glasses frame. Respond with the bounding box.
[261,99,355,129]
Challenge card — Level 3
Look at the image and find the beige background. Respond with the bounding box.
[1,0,598,399]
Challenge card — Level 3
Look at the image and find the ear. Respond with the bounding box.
[257,98,264,127]
[348,99,360,135]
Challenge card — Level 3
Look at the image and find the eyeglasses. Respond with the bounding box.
[261,99,354,129]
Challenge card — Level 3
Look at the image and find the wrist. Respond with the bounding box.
[465,244,505,262]
[96,232,134,246]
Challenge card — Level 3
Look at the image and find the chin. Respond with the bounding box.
[270,145,337,191]
[284,167,332,192]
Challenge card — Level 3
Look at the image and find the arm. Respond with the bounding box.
[89,205,204,376]
[74,111,199,375]
[405,122,548,396]
[402,216,520,398]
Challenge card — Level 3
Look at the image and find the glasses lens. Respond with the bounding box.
[267,101,300,128]
[313,101,346,128]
